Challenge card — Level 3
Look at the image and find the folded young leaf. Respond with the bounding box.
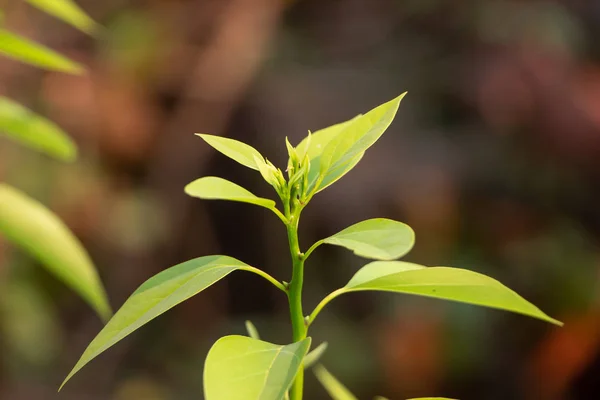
[25,0,98,35]
[317,218,415,260]
[315,94,406,192]
[61,255,267,389]
[204,335,311,400]
[185,176,276,209]
[313,364,358,400]
[0,184,110,321]
[0,96,77,161]
[245,320,261,340]
[343,261,562,325]
[303,342,328,369]
[197,134,265,171]
[0,29,84,74]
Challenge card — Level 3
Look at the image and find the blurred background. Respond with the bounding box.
[1,0,600,398]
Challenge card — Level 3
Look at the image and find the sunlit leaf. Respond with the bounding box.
[0,29,84,73]
[318,218,415,260]
[245,320,260,340]
[303,342,328,369]
[185,177,276,210]
[25,0,98,34]
[313,364,358,400]
[204,335,311,400]
[0,96,77,161]
[0,184,110,320]
[342,261,562,325]
[198,134,265,171]
[61,255,265,389]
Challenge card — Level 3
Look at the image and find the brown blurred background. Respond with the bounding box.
[2,0,600,399]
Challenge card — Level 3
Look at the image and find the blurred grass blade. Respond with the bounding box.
[0,184,111,321]
[0,29,84,74]
[61,255,266,390]
[303,342,328,369]
[313,365,358,400]
[204,335,311,400]
[25,0,98,35]
[0,96,77,161]
[245,320,260,340]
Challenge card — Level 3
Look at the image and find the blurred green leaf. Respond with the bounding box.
[185,177,277,211]
[25,0,98,34]
[61,255,259,389]
[204,335,311,400]
[197,134,265,171]
[245,320,260,340]
[0,184,110,320]
[303,342,328,369]
[343,261,562,325]
[0,29,84,73]
[314,218,415,260]
[0,96,77,161]
[313,364,358,400]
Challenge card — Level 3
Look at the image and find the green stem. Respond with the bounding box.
[239,266,287,292]
[285,206,307,400]
[306,288,345,327]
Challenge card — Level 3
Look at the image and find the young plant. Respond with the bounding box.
[60,94,562,399]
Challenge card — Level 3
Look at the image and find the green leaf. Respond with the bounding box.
[315,94,405,192]
[25,0,98,35]
[313,364,358,400]
[245,320,260,340]
[0,29,84,74]
[185,177,276,210]
[204,335,311,400]
[303,342,328,369]
[342,261,562,325]
[0,184,110,320]
[0,96,77,161]
[197,134,265,171]
[318,218,415,260]
[61,255,264,389]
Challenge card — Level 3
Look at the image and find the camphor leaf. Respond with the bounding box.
[303,342,328,369]
[245,320,261,340]
[197,134,265,171]
[0,184,110,321]
[25,0,98,35]
[204,335,311,400]
[341,261,562,325]
[0,29,84,74]
[185,177,276,210]
[313,365,358,400]
[316,94,405,193]
[0,96,77,161]
[309,218,415,260]
[61,255,275,389]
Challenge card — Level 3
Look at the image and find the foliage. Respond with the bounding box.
[62,94,561,399]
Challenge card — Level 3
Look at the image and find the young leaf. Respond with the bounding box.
[245,320,261,340]
[204,335,311,400]
[308,218,415,260]
[313,364,358,400]
[0,96,77,161]
[0,184,110,320]
[185,177,276,210]
[314,94,406,193]
[25,0,98,35]
[197,134,265,171]
[342,261,562,325]
[0,29,84,74]
[60,255,277,389]
[303,342,328,369]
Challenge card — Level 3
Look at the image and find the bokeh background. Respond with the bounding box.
[1,0,600,399]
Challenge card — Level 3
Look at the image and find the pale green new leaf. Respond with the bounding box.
[342,261,562,325]
[245,320,260,340]
[61,255,262,389]
[0,184,110,321]
[313,365,358,400]
[0,96,77,161]
[303,342,328,369]
[185,177,276,210]
[25,0,98,34]
[0,29,84,74]
[197,134,265,171]
[204,335,311,400]
[317,218,415,260]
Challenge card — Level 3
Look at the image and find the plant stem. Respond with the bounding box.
[285,206,307,400]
